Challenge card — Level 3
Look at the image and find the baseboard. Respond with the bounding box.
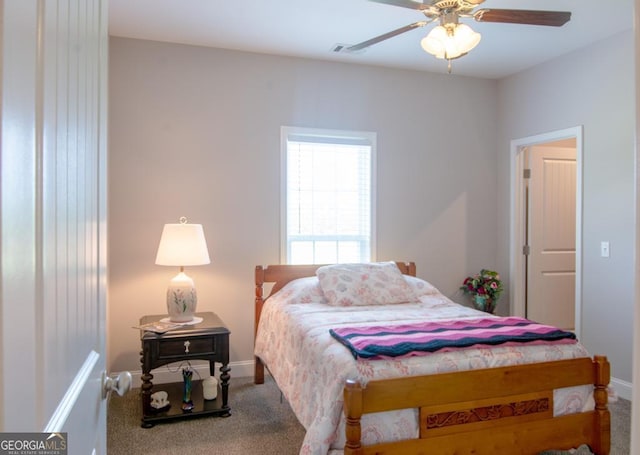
[127,360,255,389]
[610,376,632,401]
[123,360,634,401]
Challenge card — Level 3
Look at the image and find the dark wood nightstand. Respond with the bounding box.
[139,311,231,428]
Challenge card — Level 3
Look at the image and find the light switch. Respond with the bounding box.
[600,241,610,258]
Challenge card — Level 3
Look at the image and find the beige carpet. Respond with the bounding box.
[108,376,631,454]
[610,396,632,455]
[107,376,305,454]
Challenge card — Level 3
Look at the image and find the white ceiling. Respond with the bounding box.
[108,0,634,79]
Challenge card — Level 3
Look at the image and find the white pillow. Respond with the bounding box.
[272,276,327,304]
[403,275,440,298]
[316,262,417,307]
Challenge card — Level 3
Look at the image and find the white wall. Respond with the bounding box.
[108,37,499,375]
[496,30,635,389]
[632,2,639,452]
[109,31,637,397]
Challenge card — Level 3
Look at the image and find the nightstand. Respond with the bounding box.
[139,311,231,428]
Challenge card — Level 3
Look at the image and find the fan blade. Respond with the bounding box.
[367,0,431,11]
[474,9,571,27]
[348,21,429,52]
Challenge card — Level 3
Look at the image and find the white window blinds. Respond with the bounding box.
[282,127,376,264]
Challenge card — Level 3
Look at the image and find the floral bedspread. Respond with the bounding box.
[254,277,592,455]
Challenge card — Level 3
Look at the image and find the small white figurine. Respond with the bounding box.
[150,390,169,409]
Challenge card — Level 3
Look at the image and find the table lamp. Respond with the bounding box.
[155,217,210,322]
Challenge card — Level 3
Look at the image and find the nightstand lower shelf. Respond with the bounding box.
[141,379,230,427]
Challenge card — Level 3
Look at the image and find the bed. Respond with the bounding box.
[253,262,610,455]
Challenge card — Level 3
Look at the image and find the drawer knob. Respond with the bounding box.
[184,340,191,353]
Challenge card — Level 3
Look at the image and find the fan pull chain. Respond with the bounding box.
[447,59,452,74]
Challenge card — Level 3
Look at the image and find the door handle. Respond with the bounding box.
[102,371,132,399]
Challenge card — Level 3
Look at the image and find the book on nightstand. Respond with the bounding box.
[133,321,182,334]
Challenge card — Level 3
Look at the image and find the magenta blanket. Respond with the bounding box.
[329,316,577,360]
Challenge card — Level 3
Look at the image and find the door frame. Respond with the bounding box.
[509,126,583,338]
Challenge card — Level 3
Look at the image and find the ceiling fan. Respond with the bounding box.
[345,0,571,71]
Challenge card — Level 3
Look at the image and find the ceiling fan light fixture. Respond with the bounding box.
[421,22,481,60]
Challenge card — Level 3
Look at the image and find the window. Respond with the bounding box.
[281,127,376,264]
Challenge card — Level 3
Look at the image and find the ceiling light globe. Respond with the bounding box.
[421,25,448,59]
[444,37,463,60]
[454,23,481,54]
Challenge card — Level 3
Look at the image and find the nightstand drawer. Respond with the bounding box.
[157,337,216,359]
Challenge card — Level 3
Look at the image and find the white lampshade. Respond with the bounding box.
[421,23,481,60]
[155,222,210,266]
[155,218,210,322]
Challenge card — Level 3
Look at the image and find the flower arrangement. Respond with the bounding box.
[460,269,503,313]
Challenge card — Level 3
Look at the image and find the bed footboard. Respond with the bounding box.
[344,356,610,455]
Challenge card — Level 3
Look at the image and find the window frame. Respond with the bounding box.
[280,126,377,264]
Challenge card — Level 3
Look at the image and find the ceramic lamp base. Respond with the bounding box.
[166,271,197,322]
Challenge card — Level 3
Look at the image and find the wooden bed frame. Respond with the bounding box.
[254,262,610,455]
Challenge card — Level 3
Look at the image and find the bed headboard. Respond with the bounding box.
[253,261,416,384]
[255,261,416,301]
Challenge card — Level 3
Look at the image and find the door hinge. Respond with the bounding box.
[523,245,530,255]
[523,169,531,179]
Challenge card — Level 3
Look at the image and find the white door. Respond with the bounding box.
[0,2,124,453]
[526,145,577,329]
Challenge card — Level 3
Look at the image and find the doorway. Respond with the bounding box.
[510,127,583,337]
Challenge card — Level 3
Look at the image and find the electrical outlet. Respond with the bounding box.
[600,241,610,258]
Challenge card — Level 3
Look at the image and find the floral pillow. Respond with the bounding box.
[271,276,327,304]
[316,262,417,307]
[403,275,440,298]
